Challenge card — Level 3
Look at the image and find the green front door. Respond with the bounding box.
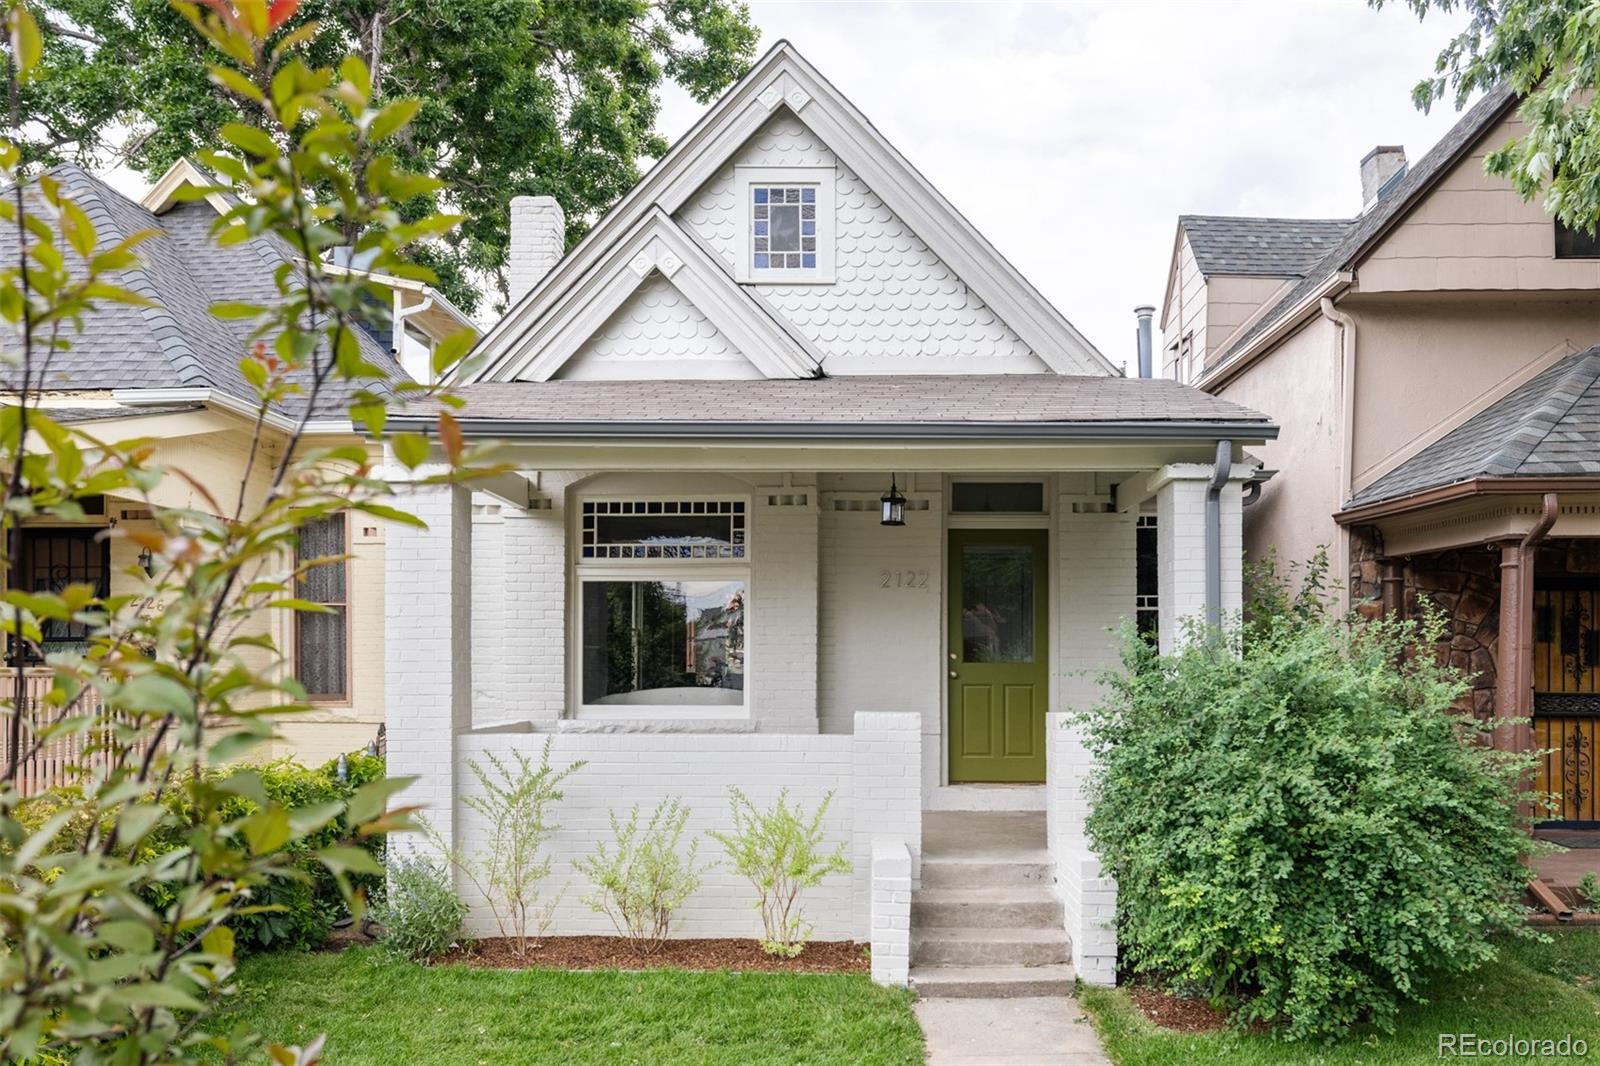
[947,529,1049,783]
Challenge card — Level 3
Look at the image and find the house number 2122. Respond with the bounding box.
[880,569,929,589]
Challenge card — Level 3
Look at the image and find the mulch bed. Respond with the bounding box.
[1126,986,1232,1034]
[434,936,870,974]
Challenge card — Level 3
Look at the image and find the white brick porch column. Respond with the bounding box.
[385,474,473,856]
[1152,463,1247,652]
[851,712,921,941]
[1049,507,1136,987]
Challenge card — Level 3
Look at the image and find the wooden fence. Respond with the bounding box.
[0,671,149,796]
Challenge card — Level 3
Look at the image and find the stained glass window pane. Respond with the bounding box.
[752,184,818,270]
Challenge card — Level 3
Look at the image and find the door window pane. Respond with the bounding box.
[961,546,1034,663]
[582,580,746,706]
[18,528,107,658]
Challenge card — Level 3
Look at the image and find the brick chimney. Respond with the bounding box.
[1360,146,1407,211]
[507,195,565,307]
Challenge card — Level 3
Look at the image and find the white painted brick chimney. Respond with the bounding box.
[507,195,565,308]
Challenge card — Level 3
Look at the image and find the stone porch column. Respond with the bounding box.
[385,472,473,856]
[1152,463,1246,652]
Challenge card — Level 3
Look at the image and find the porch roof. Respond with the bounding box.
[396,375,1276,441]
[1344,347,1600,516]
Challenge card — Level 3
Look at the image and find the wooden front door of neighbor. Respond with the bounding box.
[948,529,1049,783]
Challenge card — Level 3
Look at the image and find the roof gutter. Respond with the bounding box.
[111,387,354,436]
[384,417,1280,442]
[1199,271,1354,391]
[1335,476,1600,525]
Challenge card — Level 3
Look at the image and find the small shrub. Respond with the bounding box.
[575,798,708,954]
[379,853,468,962]
[1079,555,1538,1040]
[452,740,584,958]
[1579,872,1600,911]
[708,787,849,957]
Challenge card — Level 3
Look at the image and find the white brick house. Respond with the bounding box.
[386,42,1274,989]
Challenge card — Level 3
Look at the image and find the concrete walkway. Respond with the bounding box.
[913,995,1111,1065]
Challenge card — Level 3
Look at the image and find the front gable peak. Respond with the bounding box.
[470,41,1114,382]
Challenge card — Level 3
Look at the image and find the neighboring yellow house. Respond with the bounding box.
[2,160,474,768]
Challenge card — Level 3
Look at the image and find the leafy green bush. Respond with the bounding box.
[708,788,849,958]
[576,798,709,954]
[379,853,468,962]
[1079,558,1537,1040]
[14,751,387,956]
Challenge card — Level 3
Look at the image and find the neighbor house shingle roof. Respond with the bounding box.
[1214,86,1520,368]
[1346,347,1600,508]
[421,374,1273,431]
[1181,215,1352,277]
[0,166,400,419]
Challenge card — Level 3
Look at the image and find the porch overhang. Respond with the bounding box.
[1335,478,1600,556]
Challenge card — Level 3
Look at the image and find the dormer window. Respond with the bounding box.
[735,166,835,283]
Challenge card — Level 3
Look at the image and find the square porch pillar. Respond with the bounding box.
[1152,463,1246,652]
[385,473,473,855]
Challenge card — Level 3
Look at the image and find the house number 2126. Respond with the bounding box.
[880,569,929,589]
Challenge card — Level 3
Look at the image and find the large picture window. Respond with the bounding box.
[12,528,108,660]
[576,496,749,713]
[295,513,348,701]
[581,579,746,707]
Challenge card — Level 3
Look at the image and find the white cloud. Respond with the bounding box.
[656,0,1473,371]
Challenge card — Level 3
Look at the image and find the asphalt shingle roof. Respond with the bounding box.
[1215,86,1520,366]
[1181,215,1353,277]
[427,374,1272,428]
[0,165,400,419]
[1347,347,1600,508]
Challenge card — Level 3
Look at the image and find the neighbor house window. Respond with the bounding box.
[577,497,748,711]
[11,527,108,660]
[1136,515,1158,641]
[735,166,834,283]
[1554,221,1600,258]
[295,513,348,701]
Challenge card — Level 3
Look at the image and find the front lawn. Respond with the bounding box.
[1078,931,1600,1065]
[206,947,923,1065]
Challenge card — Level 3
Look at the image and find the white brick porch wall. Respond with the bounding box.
[452,712,920,968]
[1047,506,1135,987]
[749,494,819,733]
[1155,466,1243,652]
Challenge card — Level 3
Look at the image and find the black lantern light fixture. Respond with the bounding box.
[137,546,155,576]
[880,474,907,526]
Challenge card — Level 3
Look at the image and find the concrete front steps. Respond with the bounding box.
[909,811,1076,999]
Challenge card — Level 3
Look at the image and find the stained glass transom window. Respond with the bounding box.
[752,184,817,271]
[581,500,747,560]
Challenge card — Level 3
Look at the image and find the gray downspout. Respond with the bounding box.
[1206,438,1232,631]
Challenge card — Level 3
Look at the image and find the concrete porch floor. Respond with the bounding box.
[923,810,1048,862]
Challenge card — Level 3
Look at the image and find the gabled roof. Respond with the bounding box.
[397,374,1275,437]
[470,41,1113,381]
[0,164,402,420]
[1208,86,1519,374]
[1346,347,1600,508]
[1180,215,1352,277]
[488,208,822,381]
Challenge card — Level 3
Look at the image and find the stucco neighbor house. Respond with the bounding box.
[0,160,474,771]
[1161,88,1600,880]
[384,41,1276,991]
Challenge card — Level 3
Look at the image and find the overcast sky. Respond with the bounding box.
[102,1,1473,374]
[649,0,1473,372]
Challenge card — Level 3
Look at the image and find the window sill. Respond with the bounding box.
[555,717,757,735]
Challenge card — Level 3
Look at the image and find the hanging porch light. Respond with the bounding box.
[880,474,907,526]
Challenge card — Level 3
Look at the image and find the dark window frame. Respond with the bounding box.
[8,525,110,664]
[1554,220,1600,259]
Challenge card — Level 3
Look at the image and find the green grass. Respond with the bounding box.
[205,947,924,1065]
[1078,931,1600,1065]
